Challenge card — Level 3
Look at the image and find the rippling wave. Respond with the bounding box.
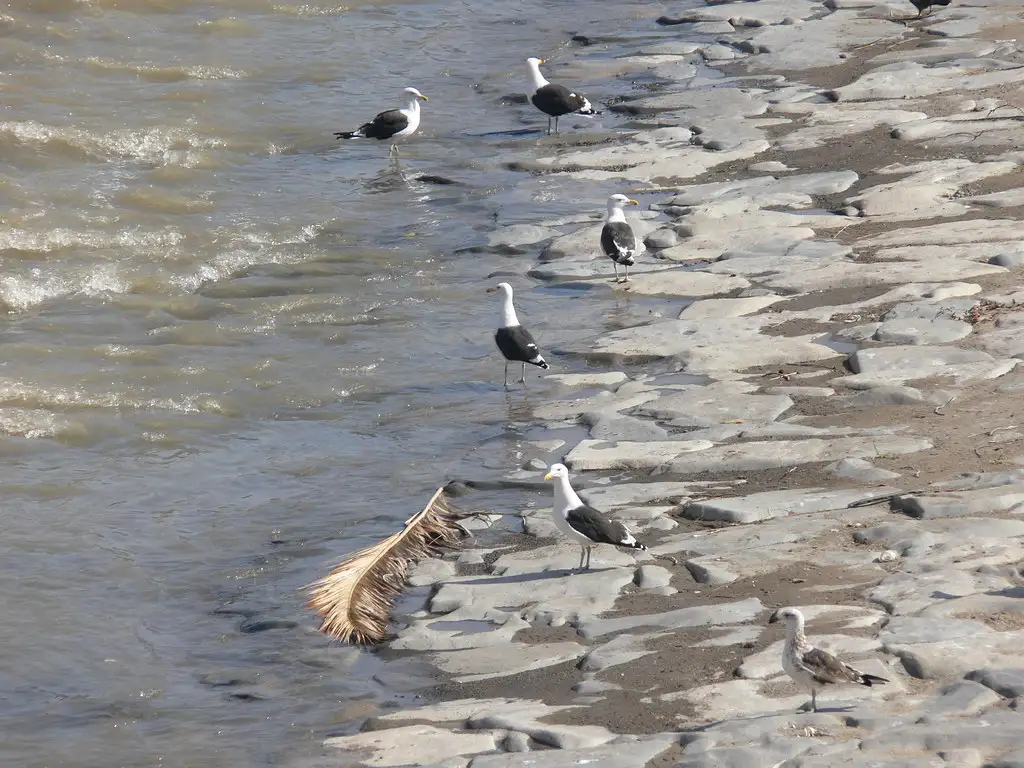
[0,121,223,165]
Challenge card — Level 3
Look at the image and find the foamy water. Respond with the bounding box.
[0,0,680,764]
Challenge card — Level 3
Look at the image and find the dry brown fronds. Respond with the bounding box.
[306,487,470,645]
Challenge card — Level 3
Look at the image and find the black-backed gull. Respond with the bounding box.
[909,0,951,18]
[543,463,647,570]
[526,57,596,135]
[486,282,549,388]
[601,194,639,283]
[335,86,428,156]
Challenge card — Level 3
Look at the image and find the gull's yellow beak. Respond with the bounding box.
[628,199,639,206]
[486,286,498,293]
[538,59,545,65]
[543,471,554,481]
[419,94,429,101]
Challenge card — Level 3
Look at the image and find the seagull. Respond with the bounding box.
[334,87,428,157]
[486,282,549,388]
[770,607,888,713]
[601,194,639,283]
[543,463,647,571]
[908,0,951,17]
[525,57,597,135]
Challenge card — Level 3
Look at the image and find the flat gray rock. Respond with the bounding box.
[325,724,498,766]
[467,703,618,750]
[644,228,679,250]
[844,344,1017,386]
[965,668,1024,698]
[564,438,714,471]
[837,385,956,408]
[637,391,793,427]
[579,480,709,509]
[828,458,902,483]
[860,710,1024,753]
[684,486,898,524]
[584,413,668,441]
[684,560,739,585]
[892,484,1024,518]
[872,317,973,345]
[664,436,932,474]
[486,224,559,253]
[665,171,858,207]
[467,736,676,768]
[582,317,838,373]
[576,597,763,639]
[430,641,587,683]
[580,631,665,672]
[831,60,1024,102]
[917,680,1003,717]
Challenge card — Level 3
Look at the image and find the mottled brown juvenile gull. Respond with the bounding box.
[335,86,428,157]
[770,607,888,712]
[486,282,548,388]
[543,463,647,570]
[525,57,597,135]
[601,193,639,283]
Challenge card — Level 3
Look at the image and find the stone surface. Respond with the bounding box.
[582,316,839,373]
[430,642,587,683]
[576,598,764,639]
[585,413,668,441]
[637,390,793,427]
[843,345,1017,386]
[828,458,902,483]
[664,436,932,474]
[964,668,1024,698]
[892,484,1024,519]
[325,725,498,766]
[684,487,898,524]
[467,737,676,768]
[872,317,973,345]
[579,480,709,509]
[564,438,714,471]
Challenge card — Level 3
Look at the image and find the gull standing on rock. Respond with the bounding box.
[770,607,888,713]
[908,0,951,18]
[601,194,639,283]
[543,463,647,571]
[486,282,549,388]
[334,86,428,157]
[525,57,597,135]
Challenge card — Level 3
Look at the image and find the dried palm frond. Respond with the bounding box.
[306,487,471,645]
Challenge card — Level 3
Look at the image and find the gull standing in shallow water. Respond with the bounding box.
[543,463,647,570]
[601,194,639,283]
[770,607,888,712]
[525,57,597,135]
[486,282,548,388]
[334,86,428,157]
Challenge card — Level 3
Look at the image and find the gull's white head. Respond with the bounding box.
[486,281,513,298]
[543,463,570,482]
[404,87,428,102]
[770,607,804,627]
[607,193,639,211]
[526,57,544,69]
